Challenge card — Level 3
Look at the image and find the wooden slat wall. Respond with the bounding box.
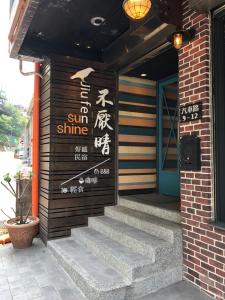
[39,55,117,242]
[118,76,157,194]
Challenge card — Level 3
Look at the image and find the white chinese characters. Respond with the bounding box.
[96,89,113,107]
[75,145,89,161]
[94,110,113,131]
[94,133,111,156]
[94,88,114,155]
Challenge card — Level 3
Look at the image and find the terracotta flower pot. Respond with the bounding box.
[4,217,39,249]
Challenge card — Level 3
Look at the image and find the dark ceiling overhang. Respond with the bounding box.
[103,23,175,70]
[125,47,178,80]
[189,0,225,12]
[9,0,183,70]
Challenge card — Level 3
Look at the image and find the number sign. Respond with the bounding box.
[180,102,202,123]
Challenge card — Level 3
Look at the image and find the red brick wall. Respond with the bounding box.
[179,2,225,299]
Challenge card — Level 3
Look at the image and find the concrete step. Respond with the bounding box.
[105,206,182,244]
[48,238,129,300]
[89,216,178,261]
[48,235,182,300]
[124,265,183,300]
[119,196,181,224]
[72,227,153,281]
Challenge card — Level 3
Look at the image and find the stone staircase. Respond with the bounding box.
[48,196,183,300]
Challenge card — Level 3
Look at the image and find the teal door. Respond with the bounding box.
[157,76,179,197]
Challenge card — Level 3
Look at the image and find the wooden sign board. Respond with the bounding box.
[180,102,202,123]
[39,55,118,241]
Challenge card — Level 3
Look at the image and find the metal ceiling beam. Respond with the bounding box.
[103,23,176,71]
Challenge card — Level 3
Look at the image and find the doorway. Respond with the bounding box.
[118,47,180,202]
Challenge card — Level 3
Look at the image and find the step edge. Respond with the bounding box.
[89,217,183,267]
[106,205,181,230]
[89,216,172,249]
[73,228,152,281]
[73,227,153,268]
[48,240,131,292]
[104,207,179,243]
[119,198,181,223]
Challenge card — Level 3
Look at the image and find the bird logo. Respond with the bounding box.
[70,67,95,82]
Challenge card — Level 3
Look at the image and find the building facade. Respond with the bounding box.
[8,0,225,299]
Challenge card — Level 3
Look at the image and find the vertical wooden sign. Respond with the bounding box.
[39,55,118,241]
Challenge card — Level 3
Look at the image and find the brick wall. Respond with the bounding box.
[179,1,225,299]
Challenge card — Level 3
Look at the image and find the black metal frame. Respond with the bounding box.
[213,8,225,224]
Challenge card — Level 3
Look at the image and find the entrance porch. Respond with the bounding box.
[118,50,180,200]
[119,193,180,223]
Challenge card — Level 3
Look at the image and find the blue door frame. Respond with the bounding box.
[157,75,180,197]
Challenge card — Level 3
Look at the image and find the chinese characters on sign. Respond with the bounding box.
[95,134,111,156]
[58,66,115,195]
[60,176,98,195]
[94,88,114,156]
[180,102,202,123]
[74,146,88,161]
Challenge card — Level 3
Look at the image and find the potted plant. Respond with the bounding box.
[1,171,39,249]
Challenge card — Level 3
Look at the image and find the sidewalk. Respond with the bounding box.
[0,239,212,300]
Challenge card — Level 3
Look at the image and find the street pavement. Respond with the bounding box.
[0,152,23,221]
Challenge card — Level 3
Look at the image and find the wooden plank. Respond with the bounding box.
[119,111,156,119]
[119,174,156,184]
[119,183,156,190]
[118,76,157,195]
[119,117,156,127]
[119,168,156,174]
[119,146,156,154]
[119,100,156,109]
[119,135,156,143]
[119,84,156,97]
[118,154,156,160]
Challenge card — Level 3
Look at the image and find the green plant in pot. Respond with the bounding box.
[1,171,39,249]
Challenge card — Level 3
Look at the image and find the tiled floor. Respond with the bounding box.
[0,239,85,300]
[0,238,212,300]
[141,281,211,300]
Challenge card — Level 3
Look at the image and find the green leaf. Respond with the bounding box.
[3,173,11,183]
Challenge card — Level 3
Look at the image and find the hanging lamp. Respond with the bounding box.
[123,0,152,20]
